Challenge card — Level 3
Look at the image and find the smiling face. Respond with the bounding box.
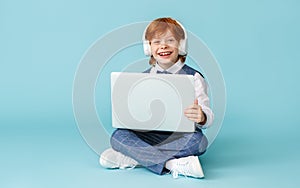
[150,30,180,69]
[144,18,186,67]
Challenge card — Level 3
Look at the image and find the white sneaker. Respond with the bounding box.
[99,148,139,169]
[166,156,204,179]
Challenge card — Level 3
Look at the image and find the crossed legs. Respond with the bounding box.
[108,129,208,175]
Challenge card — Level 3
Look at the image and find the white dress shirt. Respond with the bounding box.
[149,61,214,129]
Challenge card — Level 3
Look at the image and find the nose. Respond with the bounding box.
[160,41,168,49]
[160,45,167,50]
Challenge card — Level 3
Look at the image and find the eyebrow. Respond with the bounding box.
[152,36,176,40]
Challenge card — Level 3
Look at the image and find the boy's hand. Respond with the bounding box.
[184,99,206,124]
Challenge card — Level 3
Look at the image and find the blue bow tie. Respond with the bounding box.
[157,70,172,74]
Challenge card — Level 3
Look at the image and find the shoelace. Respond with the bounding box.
[118,154,137,170]
[170,161,190,179]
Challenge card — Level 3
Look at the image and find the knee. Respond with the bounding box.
[110,129,123,147]
[110,129,132,150]
[198,135,208,154]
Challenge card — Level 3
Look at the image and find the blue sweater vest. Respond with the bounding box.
[143,64,204,78]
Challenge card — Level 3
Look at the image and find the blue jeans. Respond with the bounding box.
[110,128,208,175]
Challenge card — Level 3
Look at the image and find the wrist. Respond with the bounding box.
[198,112,207,125]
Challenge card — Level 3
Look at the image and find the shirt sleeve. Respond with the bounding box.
[194,72,214,129]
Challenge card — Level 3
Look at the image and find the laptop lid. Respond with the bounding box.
[111,72,195,132]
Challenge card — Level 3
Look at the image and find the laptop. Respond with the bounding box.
[111,72,195,132]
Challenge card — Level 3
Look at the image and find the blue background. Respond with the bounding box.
[1,0,300,187]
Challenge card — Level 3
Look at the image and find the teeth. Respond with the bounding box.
[159,52,171,56]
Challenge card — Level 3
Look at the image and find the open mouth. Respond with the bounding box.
[158,51,172,56]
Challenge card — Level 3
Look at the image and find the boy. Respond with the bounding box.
[100,17,214,179]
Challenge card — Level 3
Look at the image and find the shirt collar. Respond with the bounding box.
[155,60,184,74]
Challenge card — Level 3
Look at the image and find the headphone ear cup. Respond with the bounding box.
[143,40,151,56]
[178,39,187,55]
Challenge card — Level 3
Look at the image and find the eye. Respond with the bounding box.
[166,38,176,44]
[151,40,160,45]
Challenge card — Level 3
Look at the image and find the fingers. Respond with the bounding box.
[185,112,200,119]
[184,112,202,123]
[184,108,199,115]
[184,101,203,123]
[184,107,200,121]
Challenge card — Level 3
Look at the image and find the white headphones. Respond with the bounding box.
[142,19,188,56]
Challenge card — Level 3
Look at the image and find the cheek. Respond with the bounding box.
[172,44,180,51]
[171,47,179,55]
[150,45,158,55]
